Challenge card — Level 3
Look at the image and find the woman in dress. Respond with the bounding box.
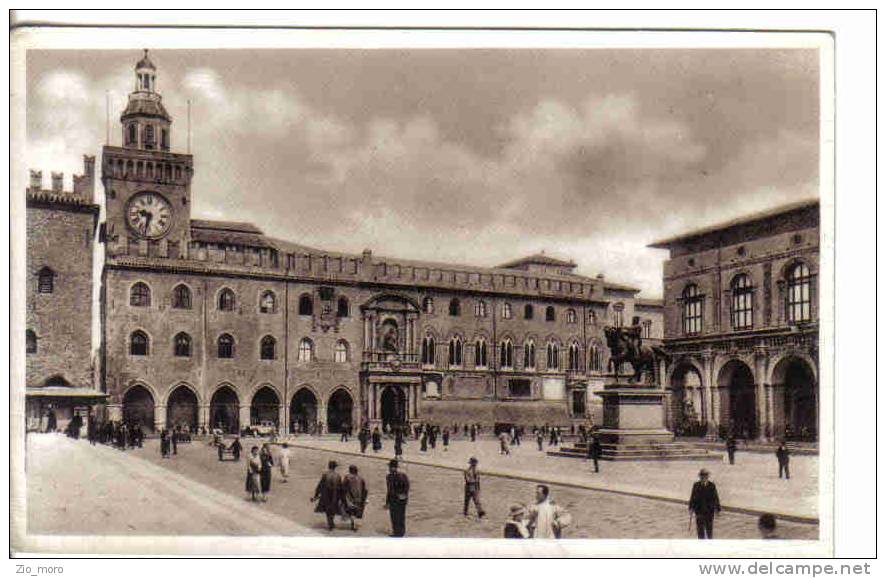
[278,443,291,482]
[246,446,261,501]
[371,427,382,452]
[259,443,274,501]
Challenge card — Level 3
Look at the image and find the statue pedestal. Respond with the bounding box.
[594,382,674,445]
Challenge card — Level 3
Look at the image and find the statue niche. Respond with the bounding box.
[379,319,400,354]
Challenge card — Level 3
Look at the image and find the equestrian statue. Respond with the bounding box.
[604,325,669,384]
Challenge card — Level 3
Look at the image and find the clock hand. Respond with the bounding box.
[143,211,153,235]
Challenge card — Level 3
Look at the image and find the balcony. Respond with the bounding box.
[361,350,421,373]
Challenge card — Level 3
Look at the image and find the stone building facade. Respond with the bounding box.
[649,199,820,441]
[25,157,105,432]
[100,52,663,434]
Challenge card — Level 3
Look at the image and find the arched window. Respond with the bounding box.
[568,342,581,371]
[422,297,434,314]
[612,302,624,327]
[26,330,37,354]
[681,285,703,335]
[298,294,313,316]
[588,342,602,372]
[524,304,534,320]
[475,300,487,318]
[523,339,536,370]
[127,124,136,145]
[500,339,513,369]
[260,335,276,360]
[259,290,276,314]
[37,267,55,294]
[449,298,461,317]
[547,341,560,370]
[475,338,488,368]
[546,306,556,322]
[337,297,350,318]
[218,288,236,311]
[787,263,812,323]
[502,302,513,319]
[731,274,754,330]
[130,330,149,356]
[217,334,235,359]
[421,335,436,366]
[174,332,191,357]
[130,282,151,307]
[448,337,463,367]
[566,309,577,324]
[172,284,191,309]
[144,124,155,147]
[298,338,314,362]
[334,340,349,363]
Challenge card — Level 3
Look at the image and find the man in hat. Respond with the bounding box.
[384,459,410,537]
[312,460,342,530]
[587,434,602,473]
[776,442,791,479]
[503,504,530,538]
[688,468,721,539]
[463,457,486,518]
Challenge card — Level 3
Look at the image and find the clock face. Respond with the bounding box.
[126,191,173,239]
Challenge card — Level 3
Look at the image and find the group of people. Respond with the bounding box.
[245,443,291,501]
[89,420,145,450]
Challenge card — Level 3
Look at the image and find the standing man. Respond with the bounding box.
[688,468,721,539]
[528,485,570,539]
[385,459,410,537]
[341,465,368,532]
[469,424,477,442]
[312,460,342,530]
[776,442,791,479]
[372,426,382,452]
[725,436,737,465]
[463,457,486,518]
[587,435,602,473]
[395,428,404,458]
[442,427,450,452]
[536,429,544,451]
[358,426,369,453]
[171,427,178,455]
[499,431,511,455]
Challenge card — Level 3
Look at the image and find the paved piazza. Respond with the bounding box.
[26,433,817,540]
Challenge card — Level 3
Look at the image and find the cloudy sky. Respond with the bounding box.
[26,48,819,297]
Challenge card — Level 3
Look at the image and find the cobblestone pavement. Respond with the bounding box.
[289,434,818,520]
[25,433,315,536]
[125,435,816,540]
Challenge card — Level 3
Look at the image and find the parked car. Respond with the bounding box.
[250,421,277,437]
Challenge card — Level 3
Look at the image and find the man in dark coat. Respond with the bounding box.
[395,429,404,458]
[358,427,369,453]
[726,436,737,465]
[385,459,410,537]
[341,464,368,531]
[776,443,790,479]
[259,444,274,500]
[587,435,602,473]
[463,457,486,518]
[312,460,342,530]
[688,468,721,539]
[372,427,382,452]
[230,437,242,461]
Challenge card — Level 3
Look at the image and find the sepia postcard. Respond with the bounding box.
[10,21,837,559]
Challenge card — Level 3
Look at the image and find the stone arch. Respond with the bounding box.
[777,256,817,280]
[209,384,240,434]
[290,385,320,433]
[716,358,758,439]
[122,382,156,432]
[250,384,281,429]
[769,354,818,441]
[768,350,818,385]
[165,383,200,430]
[667,358,706,436]
[326,386,355,433]
[362,292,421,313]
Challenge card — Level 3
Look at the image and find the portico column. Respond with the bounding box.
[702,351,718,438]
[753,346,769,440]
[363,315,372,353]
[239,404,251,430]
[404,386,411,420]
[277,404,286,435]
[155,404,167,431]
[198,404,209,429]
[318,401,327,432]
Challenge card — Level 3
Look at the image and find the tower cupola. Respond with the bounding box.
[120,49,172,151]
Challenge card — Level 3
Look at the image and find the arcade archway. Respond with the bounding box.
[380,386,407,430]
[669,362,704,436]
[123,385,155,432]
[718,360,757,439]
[250,386,280,428]
[290,388,318,433]
[166,385,198,430]
[209,386,239,434]
[327,389,354,433]
[773,356,818,441]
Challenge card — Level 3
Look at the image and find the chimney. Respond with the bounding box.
[51,172,64,193]
[29,170,42,192]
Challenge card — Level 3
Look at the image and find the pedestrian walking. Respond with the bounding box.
[358,426,369,453]
[463,457,486,518]
[341,465,368,532]
[230,437,242,461]
[372,427,382,452]
[587,435,602,473]
[726,436,737,465]
[470,424,476,442]
[442,427,450,451]
[503,504,530,538]
[171,428,178,455]
[776,442,791,479]
[278,443,290,483]
[419,430,428,452]
[688,468,721,539]
[160,429,170,458]
[527,484,571,539]
[395,429,404,458]
[499,431,511,455]
[429,427,437,449]
[385,459,410,537]
[246,446,262,502]
[259,444,274,501]
[536,430,544,451]
[312,460,342,530]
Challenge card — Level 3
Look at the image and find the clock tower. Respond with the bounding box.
[102,50,194,259]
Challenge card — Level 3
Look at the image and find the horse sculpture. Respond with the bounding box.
[604,326,669,384]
